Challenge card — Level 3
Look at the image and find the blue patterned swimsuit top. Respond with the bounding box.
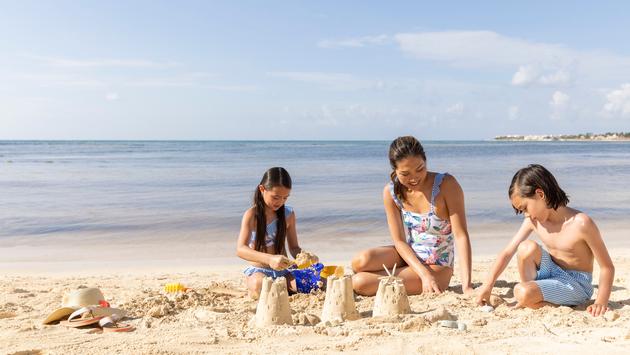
[389,173,454,267]
[248,205,294,248]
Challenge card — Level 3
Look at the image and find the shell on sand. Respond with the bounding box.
[320,275,359,323]
[253,277,293,327]
[372,276,411,317]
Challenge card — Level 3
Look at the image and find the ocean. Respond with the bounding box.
[2,140,630,247]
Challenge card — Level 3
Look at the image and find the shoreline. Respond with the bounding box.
[2,220,629,273]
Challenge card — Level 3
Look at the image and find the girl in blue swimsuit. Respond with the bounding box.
[351,136,473,296]
[236,167,313,299]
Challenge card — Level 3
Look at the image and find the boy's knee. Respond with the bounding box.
[517,240,538,258]
[351,251,371,272]
[514,282,537,304]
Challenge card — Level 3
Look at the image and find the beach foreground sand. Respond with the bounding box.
[1,251,630,355]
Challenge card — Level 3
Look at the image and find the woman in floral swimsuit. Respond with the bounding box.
[351,136,473,296]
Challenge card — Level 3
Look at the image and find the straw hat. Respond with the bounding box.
[43,287,126,324]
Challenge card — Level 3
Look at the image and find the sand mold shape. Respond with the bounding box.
[372,276,411,317]
[372,264,411,317]
[320,275,359,323]
[253,277,293,327]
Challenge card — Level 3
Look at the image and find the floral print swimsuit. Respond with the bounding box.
[389,173,454,267]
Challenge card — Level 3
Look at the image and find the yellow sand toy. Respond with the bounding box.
[320,265,344,279]
[163,283,188,293]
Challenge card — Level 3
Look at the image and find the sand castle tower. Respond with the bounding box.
[253,277,293,327]
[372,264,411,317]
[320,275,359,323]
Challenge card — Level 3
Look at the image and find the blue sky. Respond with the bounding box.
[1,1,630,140]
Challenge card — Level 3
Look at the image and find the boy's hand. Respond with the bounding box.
[269,255,291,270]
[475,285,492,306]
[586,303,608,317]
[462,284,475,296]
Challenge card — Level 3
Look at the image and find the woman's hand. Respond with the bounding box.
[268,255,291,270]
[475,284,492,305]
[421,274,443,294]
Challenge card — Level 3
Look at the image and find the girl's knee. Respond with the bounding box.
[351,273,375,296]
[247,275,264,299]
[351,250,372,273]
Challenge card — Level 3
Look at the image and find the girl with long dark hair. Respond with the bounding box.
[236,167,311,299]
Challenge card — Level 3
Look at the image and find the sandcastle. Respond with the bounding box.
[320,275,359,323]
[372,264,411,317]
[253,277,293,327]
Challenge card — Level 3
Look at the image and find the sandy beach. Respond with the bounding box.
[2,227,630,355]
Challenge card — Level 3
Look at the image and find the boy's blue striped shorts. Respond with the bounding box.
[534,246,594,306]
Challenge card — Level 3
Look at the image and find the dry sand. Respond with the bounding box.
[1,250,630,355]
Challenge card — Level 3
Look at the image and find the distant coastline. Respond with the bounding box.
[494,132,630,141]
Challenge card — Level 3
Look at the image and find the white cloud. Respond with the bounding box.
[318,35,390,48]
[297,103,427,127]
[29,55,179,68]
[508,106,519,120]
[269,71,376,90]
[446,102,464,115]
[394,31,569,68]
[550,91,570,120]
[511,65,572,87]
[17,74,106,87]
[393,30,630,85]
[603,83,630,117]
[511,65,539,86]
[539,69,572,86]
[105,92,119,101]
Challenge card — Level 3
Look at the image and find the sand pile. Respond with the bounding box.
[295,251,319,268]
[121,281,242,319]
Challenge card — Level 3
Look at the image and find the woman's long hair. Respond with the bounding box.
[388,136,427,205]
[252,167,292,255]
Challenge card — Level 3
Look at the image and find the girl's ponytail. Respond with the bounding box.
[253,187,267,253]
[390,170,404,206]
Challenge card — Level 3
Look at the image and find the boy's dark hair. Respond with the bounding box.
[508,164,569,214]
[388,136,427,205]
[252,167,292,255]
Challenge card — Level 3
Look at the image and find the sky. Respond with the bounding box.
[1,1,630,140]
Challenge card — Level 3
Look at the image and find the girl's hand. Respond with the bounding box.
[421,274,442,294]
[269,255,291,270]
[475,285,492,306]
[586,303,608,317]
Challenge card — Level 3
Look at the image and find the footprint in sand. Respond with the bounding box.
[0,311,17,319]
[8,350,44,355]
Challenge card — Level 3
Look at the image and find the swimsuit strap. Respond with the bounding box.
[430,173,446,215]
[388,181,403,209]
